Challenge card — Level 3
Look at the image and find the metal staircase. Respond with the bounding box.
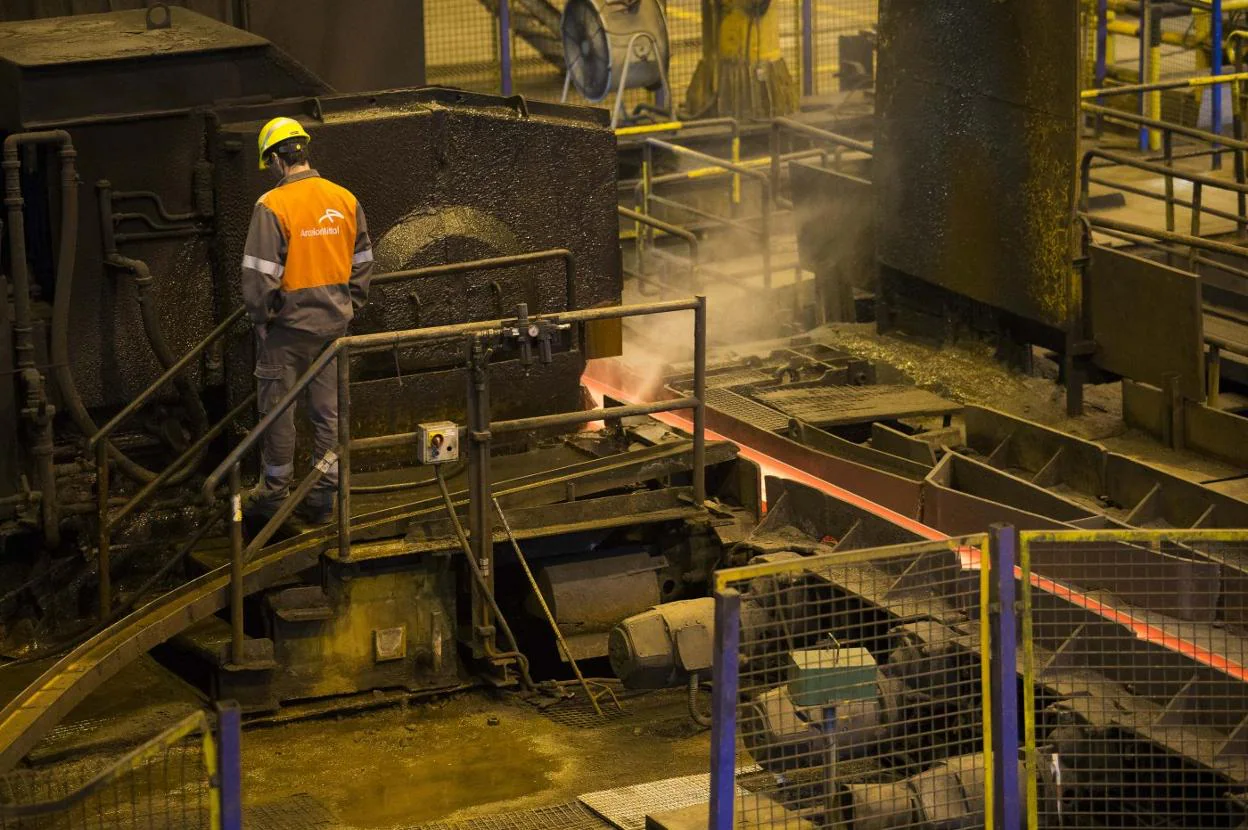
[478,0,566,71]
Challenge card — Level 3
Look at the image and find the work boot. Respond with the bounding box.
[242,487,287,538]
[296,490,335,526]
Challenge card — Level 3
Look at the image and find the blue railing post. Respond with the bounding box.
[1214,0,1225,169]
[1095,0,1108,90]
[217,702,243,830]
[709,588,741,830]
[989,525,1021,830]
[801,0,814,97]
[499,0,513,96]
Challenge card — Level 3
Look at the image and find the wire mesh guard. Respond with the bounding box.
[423,0,881,108]
[716,536,998,829]
[1020,532,1248,830]
[0,711,217,830]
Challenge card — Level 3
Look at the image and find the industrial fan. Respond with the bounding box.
[560,0,671,127]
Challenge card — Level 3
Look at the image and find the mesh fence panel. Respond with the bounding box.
[1020,532,1248,830]
[424,1,881,109]
[0,713,217,830]
[426,0,502,93]
[715,536,998,829]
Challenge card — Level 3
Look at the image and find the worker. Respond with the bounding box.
[240,116,374,527]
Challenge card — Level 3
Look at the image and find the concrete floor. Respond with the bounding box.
[0,655,717,829]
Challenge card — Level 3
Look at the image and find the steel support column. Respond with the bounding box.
[990,524,1021,829]
[709,588,741,830]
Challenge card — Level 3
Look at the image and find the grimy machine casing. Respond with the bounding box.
[0,9,719,706]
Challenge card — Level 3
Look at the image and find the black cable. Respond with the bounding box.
[348,457,468,495]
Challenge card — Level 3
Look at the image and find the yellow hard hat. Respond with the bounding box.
[257,116,311,170]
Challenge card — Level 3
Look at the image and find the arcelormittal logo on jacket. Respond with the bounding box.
[301,208,344,237]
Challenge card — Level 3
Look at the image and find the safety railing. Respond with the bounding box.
[709,530,1022,829]
[768,117,873,209]
[0,704,242,830]
[1018,528,1248,830]
[1080,146,1248,245]
[641,138,775,289]
[1081,105,1248,238]
[88,249,575,627]
[201,290,708,673]
[619,205,699,295]
[88,304,251,619]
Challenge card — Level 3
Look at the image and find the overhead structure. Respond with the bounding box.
[685,0,799,120]
[561,0,671,127]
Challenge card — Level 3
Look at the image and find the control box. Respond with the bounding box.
[417,421,459,464]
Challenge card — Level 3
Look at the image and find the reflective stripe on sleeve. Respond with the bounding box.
[352,249,374,265]
[243,254,285,278]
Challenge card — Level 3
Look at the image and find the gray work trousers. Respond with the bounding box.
[253,325,340,506]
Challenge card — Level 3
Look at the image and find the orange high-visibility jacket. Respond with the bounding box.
[241,169,374,336]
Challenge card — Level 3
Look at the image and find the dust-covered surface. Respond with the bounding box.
[809,323,1248,487]
[241,688,713,829]
[0,9,265,66]
[1,655,716,830]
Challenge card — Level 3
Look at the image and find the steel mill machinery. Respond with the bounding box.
[0,7,760,726]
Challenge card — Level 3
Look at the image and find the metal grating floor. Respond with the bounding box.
[245,792,338,830]
[578,768,760,830]
[753,384,959,427]
[704,388,791,432]
[404,801,609,830]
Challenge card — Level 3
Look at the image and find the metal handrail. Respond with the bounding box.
[642,138,774,290]
[1081,146,1248,238]
[91,249,577,620]
[619,205,699,293]
[205,294,708,670]
[1081,103,1248,152]
[769,117,873,210]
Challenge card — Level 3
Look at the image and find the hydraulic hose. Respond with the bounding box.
[104,253,210,485]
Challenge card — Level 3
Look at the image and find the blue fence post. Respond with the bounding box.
[1214,0,1225,169]
[499,0,513,96]
[801,0,814,97]
[989,525,1021,830]
[217,702,243,830]
[1095,0,1108,90]
[710,588,741,830]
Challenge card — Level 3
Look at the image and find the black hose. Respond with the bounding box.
[433,465,534,691]
[348,457,467,495]
[105,254,210,486]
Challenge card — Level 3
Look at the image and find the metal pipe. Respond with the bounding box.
[89,307,246,448]
[693,295,707,506]
[1085,211,1248,258]
[646,194,762,235]
[1086,174,1246,225]
[1080,148,1248,211]
[243,456,332,560]
[107,392,256,530]
[618,206,699,291]
[1082,102,1248,149]
[466,336,494,654]
[96,441,109,618]
[4,131,75,547]
[492,495,602,716]
[337,347,351,562]
[1086,69,1248,99]
[434,465,535,690]
[203,297,703,499]
[229,463,244,666]
[1214,0,1225,168]
[492,397,700,435]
